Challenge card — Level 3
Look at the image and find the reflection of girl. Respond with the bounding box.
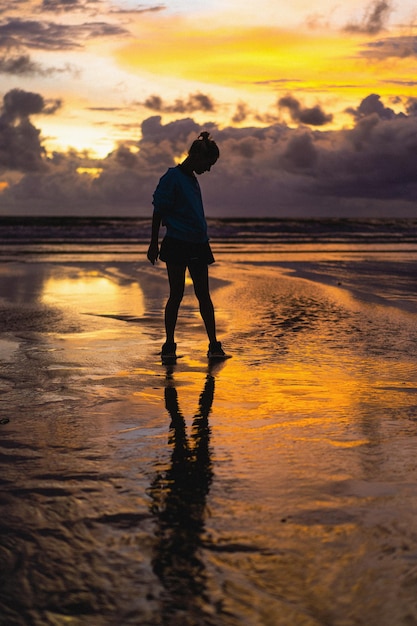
[147,132,227,361]
[148,375,215,620]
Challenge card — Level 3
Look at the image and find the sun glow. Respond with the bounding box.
[42,120,117,158]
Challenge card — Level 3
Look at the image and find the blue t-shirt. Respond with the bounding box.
[152,166,209,243]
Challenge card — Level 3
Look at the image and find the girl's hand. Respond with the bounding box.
[147,242,159,265]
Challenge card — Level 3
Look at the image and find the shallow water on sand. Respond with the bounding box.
[1,256,417,625]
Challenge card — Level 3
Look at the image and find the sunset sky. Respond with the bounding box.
[1,0,417,216]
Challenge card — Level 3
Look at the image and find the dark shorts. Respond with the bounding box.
[159,236,215,266]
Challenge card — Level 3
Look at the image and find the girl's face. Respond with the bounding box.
[192,153,218,175]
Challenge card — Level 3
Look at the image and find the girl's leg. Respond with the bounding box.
[188,263,217,344]
[165,263,186,343]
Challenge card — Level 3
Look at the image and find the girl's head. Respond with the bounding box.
[188,132,219,174]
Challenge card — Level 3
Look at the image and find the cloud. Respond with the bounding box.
[97,99,417,213]
[0,88,62,172]
[43,98,63,114]
[254,78,303,86]
[344,0,392,35]
[358,35,417,60]
[3,88,43,119]
[142,93,216,115]
[113,145,137,169]
[109,4,165,16]
[232,102,251,124]
[0,19,79,50]
[2,87,62,120]
[278,96,333,126]
[142,95,278,127]
[282,132,318,170]
[0,53,42,75]
[139,115,204,167]
[0,94,45,172]
[87,106,125,112]
[2,92,417,218]
[315,114,417,203]
[42,0,81,10]
[0,52,77,76]
[406,98,417,116]
[41,0,92,11]
[0,17,129,51]
[345,93,403,120]
[0,0,28,15]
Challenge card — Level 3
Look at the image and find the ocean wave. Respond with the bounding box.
[1,216,417,246]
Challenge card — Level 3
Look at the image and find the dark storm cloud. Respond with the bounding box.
[0,89,62,177]
[143,93,216,114]
[0,18,128,51]
[114,145,137,169]
[316,114,417,202]
[0,89,54,172]
[282,132,318,170]
[345,93,403,121]
[1,88,62,121]
[136,101,417,213]
[278,96,333,126]
[2,92,417,217]
[344,0,392,35]
[139,115,202,164]
[3,88,42,119]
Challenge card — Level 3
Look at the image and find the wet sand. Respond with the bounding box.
[1,253,417,625]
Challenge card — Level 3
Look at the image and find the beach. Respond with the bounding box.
[1,234,417,625]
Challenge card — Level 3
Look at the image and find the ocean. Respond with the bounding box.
[1,216,417,312]
[1,216,417,253]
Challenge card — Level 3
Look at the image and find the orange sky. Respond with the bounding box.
[1,0,417,216]
[1,0,415,155]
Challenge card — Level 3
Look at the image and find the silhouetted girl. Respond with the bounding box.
[148,132,227,361]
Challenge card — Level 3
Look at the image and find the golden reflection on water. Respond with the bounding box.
[41,270,145,317]
[188,326,417,507]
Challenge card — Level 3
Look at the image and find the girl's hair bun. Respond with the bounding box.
[189,131,220,160]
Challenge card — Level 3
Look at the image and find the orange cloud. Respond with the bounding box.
[116,18,417,104]
[118,21,358,89]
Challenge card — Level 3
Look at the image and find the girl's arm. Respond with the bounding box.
[147,211,162,264]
